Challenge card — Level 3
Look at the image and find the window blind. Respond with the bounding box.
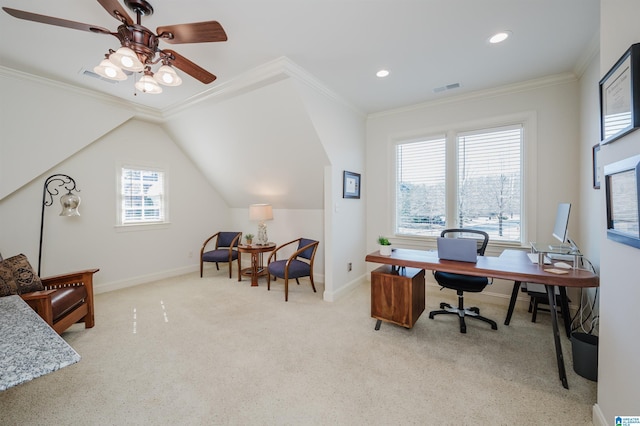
[396,136,447,236]
[457,125,522,241]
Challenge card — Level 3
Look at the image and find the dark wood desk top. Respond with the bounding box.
[365,248,599,288]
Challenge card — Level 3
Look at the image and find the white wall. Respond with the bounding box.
[0,68,135,199]
[593,1,640,423]
[292,79,367,301]
[0,119,231,293]
[365,76,582,301]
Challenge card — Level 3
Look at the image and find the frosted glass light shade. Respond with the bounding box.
[154,65,182,86]
[109,46,144,72]
[135,75,163,94]
[94,59,127,81]
[59,192,81,216]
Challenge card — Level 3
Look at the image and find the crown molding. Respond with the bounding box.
[2,58,363,122]
[0,66,164,123]
[369,72,579,119]
[162,56,363,119]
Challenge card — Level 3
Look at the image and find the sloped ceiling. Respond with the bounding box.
[0,69,135,199]
[163,76,330,209]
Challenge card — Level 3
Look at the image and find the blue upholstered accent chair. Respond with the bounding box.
[428,229,498,333]
[267,238,319,301]
[200,232,242,279]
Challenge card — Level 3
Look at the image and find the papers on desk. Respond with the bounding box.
[544,268,570,275]
[527,253,552,264]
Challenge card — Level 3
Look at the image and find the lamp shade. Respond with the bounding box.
[59,192,81,216]
[249,204,273,222]
[135,74,163,94]
[109,46,144,72]
[94,58,127,81]
[154,65,182,86]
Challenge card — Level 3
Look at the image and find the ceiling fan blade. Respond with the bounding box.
[163,49,216,84]
[96,0,133,25]
[2,7,112,34]
[157,21,227,44]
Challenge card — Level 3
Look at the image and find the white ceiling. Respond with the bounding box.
[0,0,600,115]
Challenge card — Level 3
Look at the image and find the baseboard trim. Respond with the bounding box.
[324,274,365,302]
[592,404,606,426]
[94,265,198,294]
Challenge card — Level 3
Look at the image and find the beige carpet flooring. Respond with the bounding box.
[0,268,597,425]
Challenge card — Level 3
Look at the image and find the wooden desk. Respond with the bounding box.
[238,243,276,286]
[0,295,80,391]
[365,248,599,389]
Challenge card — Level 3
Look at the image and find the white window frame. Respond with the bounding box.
[116,163,170,230]
[391,112,537,248]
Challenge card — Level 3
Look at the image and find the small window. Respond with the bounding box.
[118,166,167,225]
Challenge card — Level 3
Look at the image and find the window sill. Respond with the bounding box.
[115,222,171,232]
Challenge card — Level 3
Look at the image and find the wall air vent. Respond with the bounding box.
[433,82,461,93]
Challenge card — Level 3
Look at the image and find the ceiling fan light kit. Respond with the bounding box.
[94,58,128,80]
[3,0,227,95]
[154,65,182,86]
[109,46,145,72]
[135,73,162,93]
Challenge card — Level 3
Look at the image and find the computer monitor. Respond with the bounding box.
[551,202,571,248]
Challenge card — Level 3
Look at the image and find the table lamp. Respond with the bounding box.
[249,203,273,245]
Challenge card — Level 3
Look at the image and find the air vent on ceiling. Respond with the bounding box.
[80,68,121,84]
[433,82,461,93]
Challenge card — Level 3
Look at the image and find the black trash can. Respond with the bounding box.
[571,332,598,381]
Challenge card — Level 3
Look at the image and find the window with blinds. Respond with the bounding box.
[457,126,522,242]
[396,136,447,236]
[119,167,166,225]
[395,124,524,242]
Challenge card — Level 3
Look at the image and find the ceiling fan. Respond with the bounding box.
[2,0,227,93]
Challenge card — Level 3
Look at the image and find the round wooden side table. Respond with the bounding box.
[238,242,276,286]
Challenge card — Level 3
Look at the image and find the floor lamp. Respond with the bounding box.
[249,204,273,246]
[38,174,81,276]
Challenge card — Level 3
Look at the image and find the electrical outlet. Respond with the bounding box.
[348,262,352,272]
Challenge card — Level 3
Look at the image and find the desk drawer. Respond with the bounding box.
[371,265,425,328]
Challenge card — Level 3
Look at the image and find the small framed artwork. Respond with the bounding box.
[592,144,601,189]
[604,154,640,249]
[599,43,640,145]
[343,171,361,199]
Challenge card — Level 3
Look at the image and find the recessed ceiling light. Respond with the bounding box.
[489,31,511,44]
[376,69,390,78]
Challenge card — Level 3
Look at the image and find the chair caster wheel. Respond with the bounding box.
[429,313,435,319]
[440,302,448,309]
[470,307,480,314]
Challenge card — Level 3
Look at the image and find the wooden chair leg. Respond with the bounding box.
[309,275,317,293]
[285,278,288,302]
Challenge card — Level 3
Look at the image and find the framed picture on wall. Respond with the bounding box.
[343,171,361,199]
[599,43,640,145]
[604,154,640,249]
